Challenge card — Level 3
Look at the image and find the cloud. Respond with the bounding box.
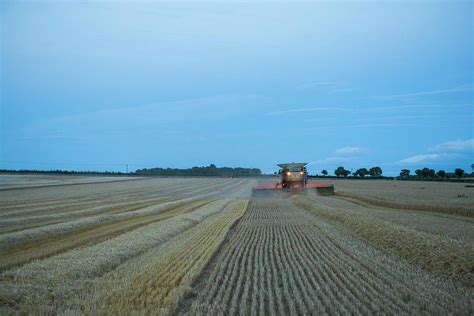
[370,103,473,112]
[310,145,366,166]
[397,138,473,165]
[296,81,353,93]
[397,154,441,164]
[296,81,355,93]
[272,103,473,118]
[429,139,474,153]
[267,107,347,116]
[334,146,366,155]
[310,156,355,165]
[373,84,474,100]
[297,81,342,90]
[302,123,416,133]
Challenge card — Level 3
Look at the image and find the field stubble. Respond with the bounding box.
[0,175,472,314]
[182,198,472,315]
[0,176,256,314]
[312,178,474,217]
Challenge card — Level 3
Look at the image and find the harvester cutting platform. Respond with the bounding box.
[252,162,334,197]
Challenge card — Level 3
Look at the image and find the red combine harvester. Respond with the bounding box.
[252,162,334,197]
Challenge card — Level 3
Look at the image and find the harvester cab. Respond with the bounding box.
[277,163,308,190]
[252,162,334,197]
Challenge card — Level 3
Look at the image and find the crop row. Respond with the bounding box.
[184,198,472,315]
[0,197,244,314]
[0,179,254,266]
[90,200,249,314]
[295,195,474,283]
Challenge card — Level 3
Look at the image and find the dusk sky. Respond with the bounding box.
[1,1,473,175]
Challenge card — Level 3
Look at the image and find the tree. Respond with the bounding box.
[415,169,422,177]
[428,169,436,178]
[334,166,350,178]
[400,169,410,179]
[334,167,343,178]
[420,168,428,177]
[436,170,446,179]
[454,168,464,179]
[321,169,328,176]
[420,167,432,178]
[354,168,369,178]
[369,166,383,177]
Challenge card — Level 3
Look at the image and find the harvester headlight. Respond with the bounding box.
[287,172,291,176]
[300,171,304,175]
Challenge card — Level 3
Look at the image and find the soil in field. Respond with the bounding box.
[180,198,473,315]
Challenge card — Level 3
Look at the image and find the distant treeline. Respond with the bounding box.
[0,169,129,176]
[397,167,473,181]
[135,164,262,177]
[311,166,473,182]
[0,164,263,177]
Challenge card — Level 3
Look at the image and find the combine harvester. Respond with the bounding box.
[252,162,334,197]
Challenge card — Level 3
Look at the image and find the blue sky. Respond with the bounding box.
[1,1,472,175]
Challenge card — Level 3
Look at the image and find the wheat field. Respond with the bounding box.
[0,175,472,314]
[183,198,472,315]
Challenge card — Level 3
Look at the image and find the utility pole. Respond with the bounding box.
[126,164,129,174]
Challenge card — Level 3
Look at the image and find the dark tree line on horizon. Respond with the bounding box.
[0,164,263,177]
[0,169,128,176]
[318,166,383,178]
[400,167,466,180]
[134,164,262,177]
[316,166,470,180]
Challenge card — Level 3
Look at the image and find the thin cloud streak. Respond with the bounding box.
[310,156,355,165]
[398,154,442,164]
[303,123,417,132]
[280,103,472,119]
[373,84,474,100]
[369,103,474,111]
[296,81,350,90]
[267,107,348,116]
[304,112,470,123]
[335,146,367,155]
[309,145,367,167]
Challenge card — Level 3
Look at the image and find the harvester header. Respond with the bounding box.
[252,162,334,197]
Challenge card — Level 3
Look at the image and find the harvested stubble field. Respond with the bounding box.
[0,175,472,314]
[311,178,474,217]
[0,174,138,190]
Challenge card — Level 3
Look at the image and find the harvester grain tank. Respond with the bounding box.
[252,162,334,197]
